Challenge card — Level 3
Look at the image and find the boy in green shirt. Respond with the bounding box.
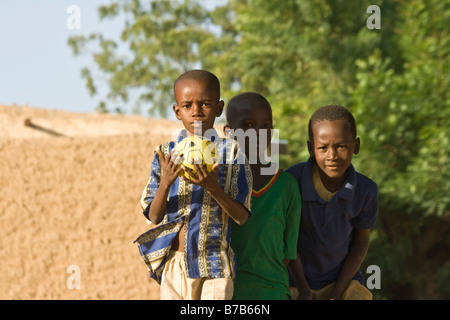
[224,92,302,299]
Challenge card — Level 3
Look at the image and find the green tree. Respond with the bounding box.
[68,0,217,116]
[218,0,384,163]
[222,0,450,299]
[351,0,450,299]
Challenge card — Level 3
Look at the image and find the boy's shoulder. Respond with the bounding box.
[285,160,311,186]
[261,169,299,189]
[285,161,308,178]
[278,168,300,185]
[354,170,378,194]
[277,170,302,198]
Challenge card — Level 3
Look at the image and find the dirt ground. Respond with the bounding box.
[0,104,188,299]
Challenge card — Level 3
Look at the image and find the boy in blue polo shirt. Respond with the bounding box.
[287,105,378,300]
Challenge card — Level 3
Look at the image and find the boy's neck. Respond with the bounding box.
[251,163,276,190]
[316,165,347,193]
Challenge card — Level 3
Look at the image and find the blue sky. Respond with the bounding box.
[0,1,126,114]
[0,1,222,117]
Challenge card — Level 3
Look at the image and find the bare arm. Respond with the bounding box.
[287,253,312,300]
[328,228,371,300]
[182,161,250,225]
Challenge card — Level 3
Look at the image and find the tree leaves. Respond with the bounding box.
[68,0,218,117]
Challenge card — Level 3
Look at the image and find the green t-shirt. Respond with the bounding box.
[231,169,302,300]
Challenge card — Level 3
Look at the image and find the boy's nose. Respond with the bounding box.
[191,103,203,117]
[327,147,339,160]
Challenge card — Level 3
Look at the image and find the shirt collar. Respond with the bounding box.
[301,157,356,202]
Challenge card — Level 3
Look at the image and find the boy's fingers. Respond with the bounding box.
[181,165,194,176]
[182,164,199,181]
[173,152,183,165]
[182,174,195,184]
[175,165,183,174]
[192,158,207,177]
[156,149,166,162]
[170,150,180,163]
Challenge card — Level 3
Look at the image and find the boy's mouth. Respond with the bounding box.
[325,164,341,170]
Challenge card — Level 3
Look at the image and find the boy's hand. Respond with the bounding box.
[183,158,249,225]
[297,289,313,300]
[327,289,343,300]
[147,148,183,225]
[181,159,220,193]
[157,149,183,188]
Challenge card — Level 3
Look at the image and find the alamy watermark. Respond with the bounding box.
[66,265,81,289]
[168,122,281,176]
[66,4,380,31]
[366,265,381,289]
[367,5,381,30]
[66,5,81,30]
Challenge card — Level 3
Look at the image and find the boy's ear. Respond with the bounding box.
[307,140,314,157]
[173,104,182,120]
[215,100,224,117]
[354,137,361,155]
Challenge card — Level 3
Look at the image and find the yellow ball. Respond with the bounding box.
[173,136,218,179]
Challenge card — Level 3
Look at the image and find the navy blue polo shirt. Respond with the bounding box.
[286,157,378,290]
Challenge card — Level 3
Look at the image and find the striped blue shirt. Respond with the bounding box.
[135,129,252,283]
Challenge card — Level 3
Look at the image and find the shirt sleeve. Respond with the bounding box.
[283,176,302,260]
[352,181,379,229]
[140,146,162,220]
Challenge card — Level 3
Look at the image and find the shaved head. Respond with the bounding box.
[308,105,357,141]
[174,69,220,99]
[226,92,272,123]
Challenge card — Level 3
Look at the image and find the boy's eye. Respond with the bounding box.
[182,104,191,108]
